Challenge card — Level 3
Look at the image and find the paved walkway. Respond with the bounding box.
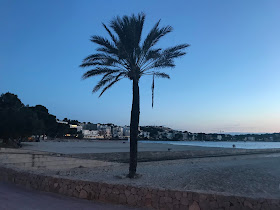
[0,182,138,210]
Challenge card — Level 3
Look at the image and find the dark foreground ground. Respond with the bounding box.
[0,182,140,210]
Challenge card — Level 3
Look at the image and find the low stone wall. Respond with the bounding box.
[0,166,279,210]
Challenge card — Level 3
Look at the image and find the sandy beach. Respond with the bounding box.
[21,140,237,154]
[11,140,280,199]
[31,152,280,199]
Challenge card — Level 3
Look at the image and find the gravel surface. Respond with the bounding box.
[41,153,280,199]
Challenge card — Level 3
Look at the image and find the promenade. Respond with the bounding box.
[0,182,138,210]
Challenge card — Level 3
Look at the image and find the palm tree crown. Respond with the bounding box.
[80,13,189,99]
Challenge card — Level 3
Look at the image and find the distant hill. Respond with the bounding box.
[224,132,270,135]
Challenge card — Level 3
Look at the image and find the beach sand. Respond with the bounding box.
[21,139,232,154]
[13,140,280,199]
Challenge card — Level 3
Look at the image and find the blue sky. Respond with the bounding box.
[0,0,280,133]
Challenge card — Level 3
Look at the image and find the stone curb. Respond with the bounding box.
[0,166,279,210]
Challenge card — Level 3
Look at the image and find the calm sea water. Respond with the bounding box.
[140,140,280,149]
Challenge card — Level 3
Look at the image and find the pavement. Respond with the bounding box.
[0,182,140,210]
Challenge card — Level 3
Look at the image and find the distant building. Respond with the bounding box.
[205,134,213,141]
[123,126,130,138]
[56,120,68,124]
[188,133,197,141]
[112,126,124,138]
[105,127,112,138]
[246,136,255,141]
[69,124,82,132]
[217,135,223,141]
[82,130,101,139]
[139,131,150,139]
[197,133,206,141]
[83,123,98,131]
[167,132,174,140]
[182,132,189,140]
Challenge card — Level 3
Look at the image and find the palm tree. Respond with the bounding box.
[80,13,189,178]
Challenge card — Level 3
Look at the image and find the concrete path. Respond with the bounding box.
[0,182,139,210]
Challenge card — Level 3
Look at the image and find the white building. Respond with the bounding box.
[105,127,112,138]
[112,126,124,138]
[217,135,223,141]
[123,126,130,138]
[82,130,101,139]
[139,131,150,139]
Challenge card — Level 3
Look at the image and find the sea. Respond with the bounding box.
[140,140,280,149]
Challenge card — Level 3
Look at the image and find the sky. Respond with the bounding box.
[0,0,280,133]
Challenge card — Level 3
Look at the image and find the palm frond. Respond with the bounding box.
[81,53,115,63]
[80,53,127,69]
[141,44,190,71]
[142,21,173,54]
[81,53,104,62]
[80,61,104,68]
[82,68,121,79]
[137,48,161,68]
[110,13,146,64]
[90,36,118,55]
[102,23,118,45]
[137,23,173,69]
[150,72,170,108]
[162,44,190,59]
[154,72,170,79]
[153,59,175,69]
[92,75,115,93]
[98,73,125,97]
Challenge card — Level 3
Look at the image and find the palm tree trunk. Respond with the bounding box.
[128,79,140,178]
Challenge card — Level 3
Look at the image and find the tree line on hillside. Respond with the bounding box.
[0,92,77,144]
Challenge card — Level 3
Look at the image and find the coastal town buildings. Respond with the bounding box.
[55,118,280,142]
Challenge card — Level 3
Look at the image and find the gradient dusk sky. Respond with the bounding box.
[0,0,280,133]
